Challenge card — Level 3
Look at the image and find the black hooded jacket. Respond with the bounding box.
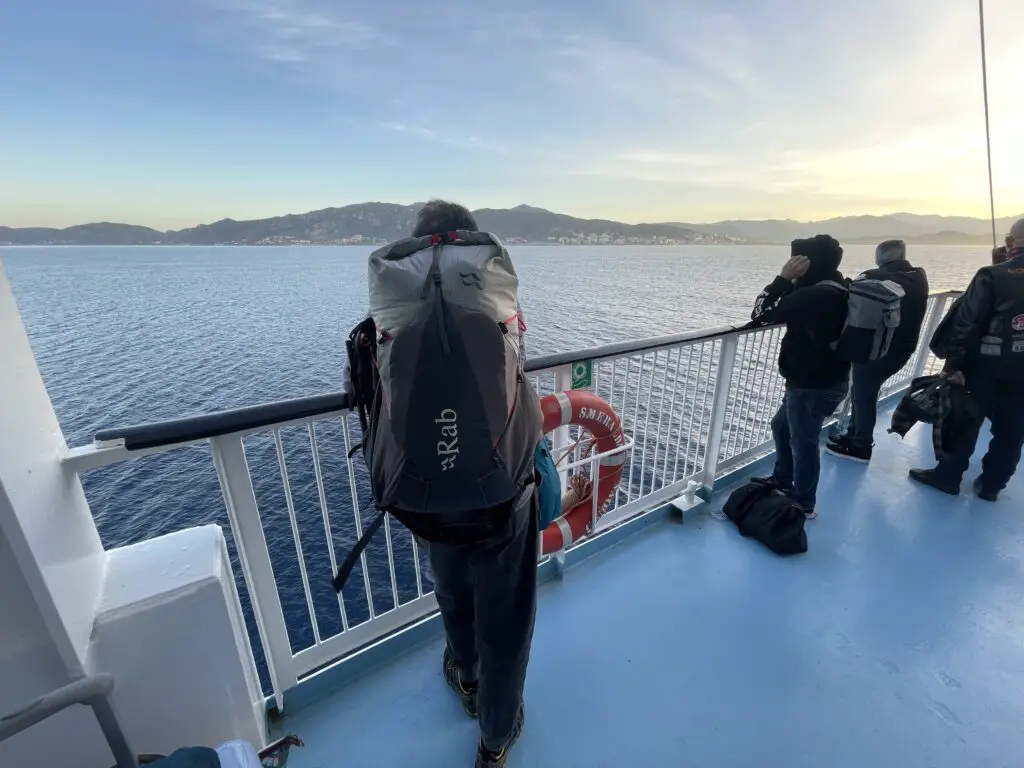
[750,235,850,389]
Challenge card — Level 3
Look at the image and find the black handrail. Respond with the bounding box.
[525,323,743,371]
[93,323,753,451]
[91,290,961,452]
[94,392,349,451]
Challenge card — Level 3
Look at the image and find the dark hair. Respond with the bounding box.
[412,199,478,237]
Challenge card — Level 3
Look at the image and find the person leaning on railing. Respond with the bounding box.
[747,235,850,519]
[909,218,1024,502]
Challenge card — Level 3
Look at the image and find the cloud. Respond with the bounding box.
[210,0,380,67]
[195,0,1024,218]
[379,121,511,155]
[380,122,437,141]
[258,44,307,62]
[617,151,720,167]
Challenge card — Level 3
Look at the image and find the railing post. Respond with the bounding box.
[543,365,570,579]
[700,334,739,493]
[551,364,573,497]
[911,294,950,380]
[831,370,855,438]
[210,435,297,711]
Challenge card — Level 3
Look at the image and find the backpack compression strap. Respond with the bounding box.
[332,511,387,593]
[819,280,848,292]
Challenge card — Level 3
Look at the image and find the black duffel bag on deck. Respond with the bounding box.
[722,482,808,555]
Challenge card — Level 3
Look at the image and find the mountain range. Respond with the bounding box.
[675,213,1022,245]
[1,203,1019,246]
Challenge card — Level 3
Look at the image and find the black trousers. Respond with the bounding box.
[936,373,1024,491]
[429,489,538,752]
[845,353,911,448]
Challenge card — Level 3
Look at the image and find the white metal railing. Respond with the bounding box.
[60,291,958,709]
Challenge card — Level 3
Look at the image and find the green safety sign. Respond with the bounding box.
[570,359,593,389]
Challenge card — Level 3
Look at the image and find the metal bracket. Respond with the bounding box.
[552,549,567,580]
[668,480,704,522]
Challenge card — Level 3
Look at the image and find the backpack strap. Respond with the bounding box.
[346,317,378,431]
[819,280,848,292]
[813,281,848,351]
[332,511,387,593]
[371,230,508,262]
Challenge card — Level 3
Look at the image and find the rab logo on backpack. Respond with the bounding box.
[436,408,459,471]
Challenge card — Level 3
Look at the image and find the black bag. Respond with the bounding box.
[722,482,808,555]
[333,312,537,595]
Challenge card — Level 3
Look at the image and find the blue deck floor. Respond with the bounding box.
[283,417,1024,767]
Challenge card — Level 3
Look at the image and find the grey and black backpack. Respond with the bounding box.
[823,277,906,363]
[334,231,542,592]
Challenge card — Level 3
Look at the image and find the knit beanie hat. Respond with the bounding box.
[1009,218,1024,245]
[875,239,907,266]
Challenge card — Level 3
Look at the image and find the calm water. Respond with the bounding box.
[1,244,986,682]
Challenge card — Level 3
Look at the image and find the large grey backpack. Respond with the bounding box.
[334,231,542,593]
[823,277,906,362]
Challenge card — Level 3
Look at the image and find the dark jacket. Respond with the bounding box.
[889,375,983,460]
[751,272,850,388]
[930,251,1024,381]
[857,260,929,361]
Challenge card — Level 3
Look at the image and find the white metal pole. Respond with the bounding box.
[552,364,573,498]
[911,295,950,381]
[700,334,740,492]
[211,435,297,711]
[978,0,998,248]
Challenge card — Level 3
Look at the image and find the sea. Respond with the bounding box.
[0,244,987,689]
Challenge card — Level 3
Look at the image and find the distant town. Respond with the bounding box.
[529,230,738,246]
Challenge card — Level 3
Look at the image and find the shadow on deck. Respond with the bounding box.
[283,414,1024,767]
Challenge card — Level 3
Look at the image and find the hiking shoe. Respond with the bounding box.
[827,425,847,443]
[475,704,525,768]
[908,468,960,496]
[825,437,872,464]
[973,477,999,502]
[443,648,477,718]
[750,475,791,493]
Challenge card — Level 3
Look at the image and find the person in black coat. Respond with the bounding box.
[826,240,929,462]
[910,218,1024,501]
[749,234,849,518]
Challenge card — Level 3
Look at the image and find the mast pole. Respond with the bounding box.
[979,0,997,247]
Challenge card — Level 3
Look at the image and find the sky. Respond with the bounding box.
[1,0,1022,229]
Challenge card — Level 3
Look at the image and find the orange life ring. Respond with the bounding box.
[539,390,626,554]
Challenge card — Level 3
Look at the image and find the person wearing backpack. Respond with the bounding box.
[336,201,542,767]
[910,218,1024,502]
[826,240,929,463]
[748,235,850,518]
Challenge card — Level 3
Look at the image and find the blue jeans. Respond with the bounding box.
[845,355,911,449]
[771,382,849,510]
